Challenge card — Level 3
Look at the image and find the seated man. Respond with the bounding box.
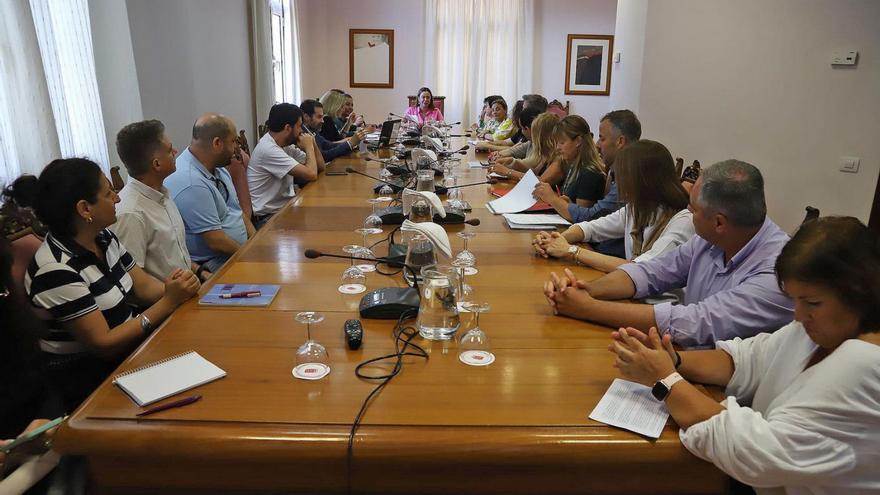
[300,98,366,162]
[166,113,253,273]
[544,160,794,348]
[248,103,319,228]
[113,119,210,281]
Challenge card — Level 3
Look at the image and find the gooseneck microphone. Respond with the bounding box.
[445,179,497,190]
[438,145,470,156]
[345,167,409,192]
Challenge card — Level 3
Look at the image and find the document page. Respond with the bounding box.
[589,378,670,439]
[486,169,539,214]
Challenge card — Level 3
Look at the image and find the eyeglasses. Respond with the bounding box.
[212,175,230,203]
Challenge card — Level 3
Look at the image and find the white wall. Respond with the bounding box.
[607,0,646,113]
[632,0,880,231]
[297,0,618,128]
[297,0,425,125]
[89,0,143,178]
[533,0,618,128]
[126,0,254,151]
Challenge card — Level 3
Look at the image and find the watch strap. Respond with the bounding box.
[661,372,684,390]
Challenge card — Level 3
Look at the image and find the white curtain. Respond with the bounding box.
[423,0,534,127]
[0,0,60,185]
[251,0,302,135]
[29,0,109,173]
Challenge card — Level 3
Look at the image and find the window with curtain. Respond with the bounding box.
[423,0,534,127]
[269,0,302,105]
[0,0,108,186]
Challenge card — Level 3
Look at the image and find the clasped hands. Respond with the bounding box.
[543,268,595,319]
[532,231,572,259]
[608,327,678,387]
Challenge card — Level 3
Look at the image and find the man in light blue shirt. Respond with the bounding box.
[165,113,252,274]
[545,160,794,348]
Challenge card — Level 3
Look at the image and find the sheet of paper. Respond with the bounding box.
[468,160,487,169]
[486,169,539,214]
[588,378,670,439]
[502,213,570,226]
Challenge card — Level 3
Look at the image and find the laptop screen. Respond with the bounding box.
[379,119,401,146]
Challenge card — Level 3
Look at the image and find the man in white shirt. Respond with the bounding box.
[112,120,209,281]
[248,103,320,228]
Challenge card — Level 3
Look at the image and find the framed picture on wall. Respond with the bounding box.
[564,34,614,96]
[349,29,394,88]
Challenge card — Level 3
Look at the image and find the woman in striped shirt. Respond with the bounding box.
[20,158,199,410]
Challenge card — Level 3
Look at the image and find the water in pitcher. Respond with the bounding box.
[417,267,460,340]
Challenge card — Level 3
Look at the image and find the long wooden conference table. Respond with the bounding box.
[55,144,727,494]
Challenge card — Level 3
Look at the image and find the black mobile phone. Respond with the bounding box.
[325,168,348,176]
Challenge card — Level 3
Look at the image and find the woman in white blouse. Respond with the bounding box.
[609,216,880,495]
[532,139,694,272]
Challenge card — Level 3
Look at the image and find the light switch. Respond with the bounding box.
[613,52,621,63]
[839,156,860,173]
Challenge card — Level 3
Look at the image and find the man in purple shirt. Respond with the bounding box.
[544,160,794,348]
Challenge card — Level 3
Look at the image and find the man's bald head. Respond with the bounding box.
[192,113,235,145]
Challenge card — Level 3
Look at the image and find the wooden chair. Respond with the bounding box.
[110,166,125,192]
[406,95,446,116]
[802,206,820,224]
[675,157,684,179]
[237,130,251,155]
[547,99,570,118]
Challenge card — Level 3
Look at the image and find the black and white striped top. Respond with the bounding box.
[25,230,136,355]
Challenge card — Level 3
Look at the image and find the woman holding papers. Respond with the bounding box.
[18,159,200,409]
[531,115,606,221]
[404,87,444,125]
[608,217,880,494]
[490,113,564,185]
[533,140,693,272]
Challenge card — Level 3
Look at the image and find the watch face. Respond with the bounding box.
[651,381,669,401]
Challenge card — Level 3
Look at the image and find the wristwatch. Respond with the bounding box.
[567,245,578,259]
[139,313,153,335]
[651,372,684,401]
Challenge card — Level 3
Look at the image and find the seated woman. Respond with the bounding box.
[531,140,693,272]
[476,100,523,151]
[19,158,199,410]
[318,89,349,142]
[609,216,880,494]
[471,95,501,134]
[490,112,564,184]
[337,92,364,138]
[404,86,444,125]
[532,115,606,220]
[478,97,512,140]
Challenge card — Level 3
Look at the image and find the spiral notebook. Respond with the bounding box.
[113,351,226,407]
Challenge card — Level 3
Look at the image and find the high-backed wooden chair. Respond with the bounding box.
[110,166,125,192]
[802,206,820,224]
[406,95,446,116]
[547,99,570,118]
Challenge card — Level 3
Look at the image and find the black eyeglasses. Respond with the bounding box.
[212,175,229,203]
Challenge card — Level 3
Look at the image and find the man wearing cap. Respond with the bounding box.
[247,103,320,228]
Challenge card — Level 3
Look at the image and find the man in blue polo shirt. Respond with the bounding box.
[165,113,253,275]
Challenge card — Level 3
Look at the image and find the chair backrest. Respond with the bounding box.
[407,95,446,116]
[802,206,820,225]
[547,99,570,118]
[237,130,251,155]
[110,166,125,192]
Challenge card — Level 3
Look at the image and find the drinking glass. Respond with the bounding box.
[364,198,384,229]
[354,228,380,273]
[293,312,331,379]
[458,302,494,366]
[339,244,366,294]
[455,231,478,275]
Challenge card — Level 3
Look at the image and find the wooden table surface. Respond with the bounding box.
[55,143,727,494]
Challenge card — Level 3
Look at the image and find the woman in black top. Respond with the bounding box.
[533,115,606,221]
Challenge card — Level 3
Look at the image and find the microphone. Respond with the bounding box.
[345,167,407,193]
[439,145,469,156]
[304,249,398,264]
[464,218,481,226]
[446,134,471,138]
[445,179,497,190]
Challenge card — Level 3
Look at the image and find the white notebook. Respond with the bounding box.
[113,351,226,407]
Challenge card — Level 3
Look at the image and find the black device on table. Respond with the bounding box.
[344,319,364,350]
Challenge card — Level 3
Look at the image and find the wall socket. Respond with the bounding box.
[839,156,860,173]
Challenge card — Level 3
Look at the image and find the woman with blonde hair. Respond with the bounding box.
[533,140,694,272]
[318,89,347,142]
[532,115,606,220]
[490,112,564,185]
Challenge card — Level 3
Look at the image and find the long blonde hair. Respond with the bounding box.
[555,115,605,178]
[527,113,560,170]
[319,90,345,117]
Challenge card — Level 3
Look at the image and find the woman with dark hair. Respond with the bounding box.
[17,158,199,410]
[404,86,444,125]
[609,216,880,494]
[476,99,524,151]
[532,140,693,271]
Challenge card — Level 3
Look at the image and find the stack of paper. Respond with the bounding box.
[588,378,670,439]
[502,213,570,230]
[486,170,540,214]
[468,160,488,169]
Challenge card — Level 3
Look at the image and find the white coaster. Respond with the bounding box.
[463,266,478,276]
[355,263,376,273]
[375,196,393,202]
[338,284,366,294]
[292,363,331,380]
[459,350,495,366]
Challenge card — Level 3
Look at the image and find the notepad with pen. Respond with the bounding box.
[198,283,280,307]
[113,351,226,407]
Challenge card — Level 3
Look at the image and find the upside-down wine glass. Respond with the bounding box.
[339,244,367,294]
[455,230,478,275]
[458,302,494,366]
[354,228,381,273]
[292,311,331,379]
